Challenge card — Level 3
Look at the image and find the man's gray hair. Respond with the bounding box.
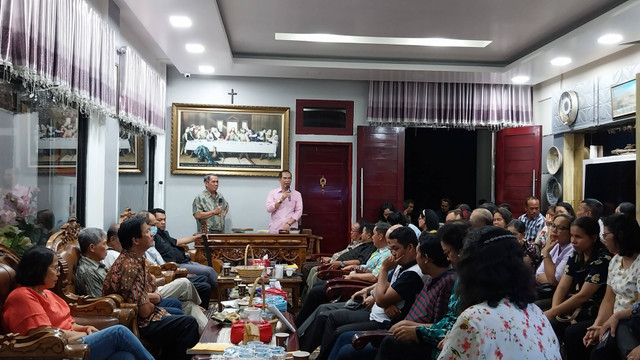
[471,208,493,226]
[78,227,107,254]
[204,173,217,182]
[374,221,391,238]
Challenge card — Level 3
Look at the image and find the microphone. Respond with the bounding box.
[218,198,223,206]
[286,185,291,201]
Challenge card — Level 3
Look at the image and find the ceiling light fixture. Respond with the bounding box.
[275,33,491,48]
[511,76,530,84]
[597,33,623,45]
[199,65,215,74]
[185,43,205,53]
[550,57,572,66]
[169,16,192,28]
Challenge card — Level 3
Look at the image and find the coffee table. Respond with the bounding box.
[190,316,299,359]
[215,275,302,313]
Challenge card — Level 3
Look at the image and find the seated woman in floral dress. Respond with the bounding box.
[1,246,153,360]
[438,226,561,360]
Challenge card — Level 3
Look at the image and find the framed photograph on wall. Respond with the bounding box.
[28,108,79,171]
[118,129,143,173]
[170,103,290,176]
[611,79,636,118]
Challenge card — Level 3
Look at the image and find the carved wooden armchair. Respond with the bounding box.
[324,277,373,303]
[0,245,89,359]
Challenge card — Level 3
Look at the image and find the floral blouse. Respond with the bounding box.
[607,254,640,312]
[438,299,561,360]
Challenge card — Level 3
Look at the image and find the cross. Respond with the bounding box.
[228,89,237,104]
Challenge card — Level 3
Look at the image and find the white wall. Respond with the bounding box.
[534,45,640,129]
[162,66,369,236]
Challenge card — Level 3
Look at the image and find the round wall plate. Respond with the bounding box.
[546,176,562,205]
[546,146,563,175]
[558,90,578,125]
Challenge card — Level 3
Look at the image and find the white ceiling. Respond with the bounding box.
[113,0,640,85]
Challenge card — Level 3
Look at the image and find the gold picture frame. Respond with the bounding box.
[611,79,636,118]
[171,103,290,176]
[118,129,143,173]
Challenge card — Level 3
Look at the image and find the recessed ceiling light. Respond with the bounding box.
[199,65,215,74]
[550,57,572,66]
[169,16,192,28]
[511,76,530,84]
[275,33,491,48]
[185,43,205,53]
[598,33,623,45]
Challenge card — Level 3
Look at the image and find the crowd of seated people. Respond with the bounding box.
[1,206,225,360]
[291,197,637,360]
[4,196,639,360]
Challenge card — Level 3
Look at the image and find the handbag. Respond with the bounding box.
[229,277,274,344]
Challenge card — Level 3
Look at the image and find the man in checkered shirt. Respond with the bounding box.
[517,196,545,243]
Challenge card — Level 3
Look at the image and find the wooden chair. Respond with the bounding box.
[0,244,90,359]
[324,278,373,302]
[351,330,393,350]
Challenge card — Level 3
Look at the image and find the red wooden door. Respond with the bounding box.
[356,126,405,223]
[496,126,542,219]
[296,142,352,254]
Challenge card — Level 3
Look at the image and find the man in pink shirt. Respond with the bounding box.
[266,170,303,234]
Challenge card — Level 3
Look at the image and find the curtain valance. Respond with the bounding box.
[0,0,116,115]
[118,47,165,134]
[367,81,533,130]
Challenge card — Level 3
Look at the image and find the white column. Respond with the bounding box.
[85,114,120,229]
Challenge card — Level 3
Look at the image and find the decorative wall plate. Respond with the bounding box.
[546,176,562,205]
[546,146,563,175]
[558,90,578,125]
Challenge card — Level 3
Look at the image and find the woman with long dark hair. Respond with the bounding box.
[578,213,640,359]
[543,217,611,356]
[439,226,561,359]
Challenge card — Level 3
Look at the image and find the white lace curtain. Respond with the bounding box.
[0,0,116,115]
[367,81,533,130]
[118,47,166,134]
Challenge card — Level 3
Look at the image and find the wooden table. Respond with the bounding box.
[194,232,321,269]
[190,316,299,359]
[215,275,302,313]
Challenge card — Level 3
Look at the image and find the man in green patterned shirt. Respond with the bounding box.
[192,173,229,233]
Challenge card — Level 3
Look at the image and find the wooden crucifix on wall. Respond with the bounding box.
[228,89,237,104]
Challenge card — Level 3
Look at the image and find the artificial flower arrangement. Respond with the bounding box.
[0,184,39,256]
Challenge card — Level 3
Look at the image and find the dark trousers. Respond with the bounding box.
[564,319,594,360]
[317,308,387,360]
[139,315,199,360]
[187,274,211,306]
[590,318,640,360]
[158,298,184,315]
[376,336,435,360]
[295,280,328,328]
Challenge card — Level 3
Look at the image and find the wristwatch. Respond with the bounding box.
[340,261,345,268]
[632,302,640,318]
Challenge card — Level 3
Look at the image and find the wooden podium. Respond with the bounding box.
[194,232,321,268]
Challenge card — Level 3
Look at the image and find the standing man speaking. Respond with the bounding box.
[193,173,229,233]
[266,170,303,234]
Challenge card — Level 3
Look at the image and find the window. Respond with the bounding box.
[0,80,81,254]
